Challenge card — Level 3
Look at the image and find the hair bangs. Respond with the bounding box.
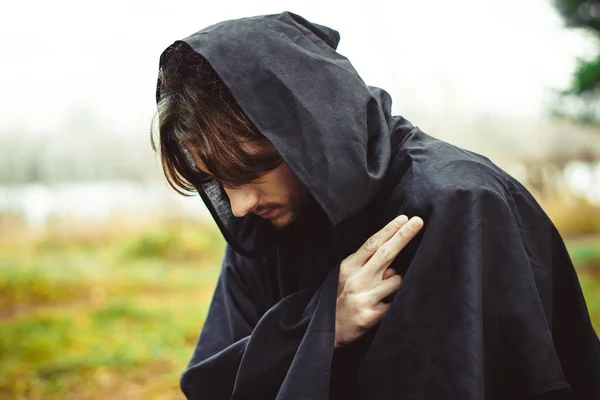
[151,42,282,194]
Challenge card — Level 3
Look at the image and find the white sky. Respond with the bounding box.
[0,0,595,134]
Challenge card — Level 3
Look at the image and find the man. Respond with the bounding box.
[153,12,600,400]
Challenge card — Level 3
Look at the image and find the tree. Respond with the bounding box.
[553,0,600,123]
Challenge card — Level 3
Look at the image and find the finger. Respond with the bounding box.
[373,301,391,315]
[362,216,423,276]
[382,268,397,280]
[352,215,409,263]
[369,274,402,303]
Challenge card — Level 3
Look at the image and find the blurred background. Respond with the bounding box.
[1,0,600,398]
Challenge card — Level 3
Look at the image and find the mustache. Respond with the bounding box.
[254,204,282,215]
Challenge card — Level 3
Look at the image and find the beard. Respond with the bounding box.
[272,194,322,231]
[271,209,297,230]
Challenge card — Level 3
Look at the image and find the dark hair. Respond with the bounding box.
[151,42,282,195]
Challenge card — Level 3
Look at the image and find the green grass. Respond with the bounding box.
[567,240,600,328]
[0,294,213,399]
[0,221,598,399]
[0,221,224,399]
[580,276,600,328]
[568,242,600,269]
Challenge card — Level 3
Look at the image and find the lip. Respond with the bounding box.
[259,208,278,218]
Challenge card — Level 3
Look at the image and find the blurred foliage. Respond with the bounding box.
[545,197,600,236]
[554,0,600,32]
[574,234,600,327]
[118,225,224,262]
[572,56,600,95]
[553,0,600,123]
[0,217,598,399]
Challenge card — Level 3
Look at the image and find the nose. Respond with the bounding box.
[223,185,259,218]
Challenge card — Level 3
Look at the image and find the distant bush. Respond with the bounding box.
[0,220,225,312]
[118,223,225,263]
[544,198,600,237]
[0,260,91,310]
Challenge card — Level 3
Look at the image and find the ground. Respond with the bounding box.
[0,220,598,399]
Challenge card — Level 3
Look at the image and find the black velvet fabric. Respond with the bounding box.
[156,12,600,400]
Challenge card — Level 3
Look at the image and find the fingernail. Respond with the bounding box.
[408,217,422,230]
[396,215,408,223]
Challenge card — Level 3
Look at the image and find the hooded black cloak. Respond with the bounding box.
[156,12,600,400]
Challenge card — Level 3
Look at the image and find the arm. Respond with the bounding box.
[181,245,316,400]
[181,216,423,400]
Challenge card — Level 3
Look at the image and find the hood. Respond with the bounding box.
[157,12,413,257]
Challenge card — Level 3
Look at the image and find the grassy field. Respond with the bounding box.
[0,220,225,400]
[0,220,599,399]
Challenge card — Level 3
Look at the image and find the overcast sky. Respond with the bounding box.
[0,0,595,135]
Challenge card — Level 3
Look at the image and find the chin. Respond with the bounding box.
[270,212,296,230]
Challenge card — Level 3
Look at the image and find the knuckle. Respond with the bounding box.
[356,309,375,329]
[397,226,412,240]
[364,236,378,252]
[341,255,350,265]
[375,245,390,261]
[340,258,350,272]
[344,276,360,294]
[340,255,358,272]
[391,217,404,230]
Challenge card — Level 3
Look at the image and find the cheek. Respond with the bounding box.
[268,185,291,205]
[260,164,306,206]
[281,177,302,204]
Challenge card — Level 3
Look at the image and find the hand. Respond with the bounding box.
[335,215,423,348]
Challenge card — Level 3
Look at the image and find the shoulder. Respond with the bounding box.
[393,133,557,232]
[401,133,520,205]
[384,131,551,226]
